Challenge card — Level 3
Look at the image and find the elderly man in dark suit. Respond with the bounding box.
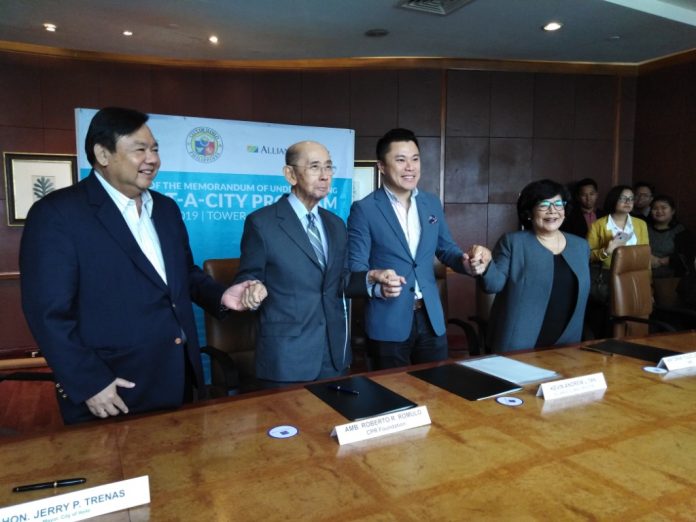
[20,107,262,424]
[233,140,397,387]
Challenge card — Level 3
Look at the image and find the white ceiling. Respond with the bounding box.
[1,0,695,64]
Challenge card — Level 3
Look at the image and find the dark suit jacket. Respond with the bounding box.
[20,172,225,423]
[561,207,605,238]
[233,195,365,382]
[347,187,466,342]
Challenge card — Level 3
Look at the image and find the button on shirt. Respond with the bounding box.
[95,172,168,284]
[384,186,422,299]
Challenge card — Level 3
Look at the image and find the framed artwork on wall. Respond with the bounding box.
[3,153,78,226]
[352,160,380,202]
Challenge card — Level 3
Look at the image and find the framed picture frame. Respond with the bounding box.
[3,152,77,226]
[353,160,380,202]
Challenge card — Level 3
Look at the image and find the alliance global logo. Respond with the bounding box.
[246,144,287,155]
[186,126,223,163]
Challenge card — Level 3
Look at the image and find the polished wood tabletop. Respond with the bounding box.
[2,332,696,521]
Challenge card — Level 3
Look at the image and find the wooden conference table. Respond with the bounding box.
[2,332,696,520]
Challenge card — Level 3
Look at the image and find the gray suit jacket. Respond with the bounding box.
[481,230,590,352]
[234,195,365,381]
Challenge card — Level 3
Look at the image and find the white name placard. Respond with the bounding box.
[536,372,607,400]
[0,475,150,522]
[332,406,431,445]
[657,351,696,372]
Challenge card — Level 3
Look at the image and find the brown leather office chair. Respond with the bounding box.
[609,245,674,337]
[201,258,258,395]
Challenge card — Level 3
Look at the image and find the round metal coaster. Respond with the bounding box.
[267,425,299,439]
[496,396,524,407]
[643,366,667,374]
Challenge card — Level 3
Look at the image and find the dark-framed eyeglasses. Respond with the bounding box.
[536,200,567,211]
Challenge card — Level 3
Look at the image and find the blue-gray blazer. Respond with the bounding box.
[480,230,590,352]
[347,187,465,342]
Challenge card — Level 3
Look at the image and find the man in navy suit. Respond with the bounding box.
[233,140,397,387]
[347,128,489,369]
[20,107,262,424]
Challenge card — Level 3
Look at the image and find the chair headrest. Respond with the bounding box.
[611,245,650,275]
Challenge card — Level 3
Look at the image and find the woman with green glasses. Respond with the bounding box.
[478,179,590,352]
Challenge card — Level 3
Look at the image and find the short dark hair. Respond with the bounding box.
[85,107,150,167]
[574,178,598,196]
[651,194,679,226]
[376,128,419,162]
[633,181,655,195]
[517,179,570,226]
[603,185,633,214]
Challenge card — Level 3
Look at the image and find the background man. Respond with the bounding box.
[347,128,489,369]
[234,141,396,386]
[20,107,261,424]
[561,178,605,237]
[632,181,655,221]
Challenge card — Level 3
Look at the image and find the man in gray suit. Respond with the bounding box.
[234,140,398,387]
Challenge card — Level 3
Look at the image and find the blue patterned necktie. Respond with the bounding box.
[306,213,326,271]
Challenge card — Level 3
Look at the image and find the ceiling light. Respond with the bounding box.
[208,35,219,44]
[123,30,133,36]
[43,23,57,32]
[543,21,563,32]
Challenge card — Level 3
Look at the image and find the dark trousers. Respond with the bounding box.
[369,308,448,370]
[257,344,348,389]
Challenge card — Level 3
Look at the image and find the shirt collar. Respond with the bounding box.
[94,171,154,217]
[287,192,319,222]
[383,185,419,204]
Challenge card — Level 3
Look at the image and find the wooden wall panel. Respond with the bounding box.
[301,70,351,129]
[531,139,574,184]
[486,203,518,247]
[488,138,532,203]
[533,74,575,139]
[350,70,398,137]
[573,75,616,140]
[446,70,490,137]
[40,59,100,129]
[417,136,441,196]
[0,53,43,128]
[252,71,303,125]
[199,70,255,121]
[444,203,488,253]
[490,72,534,138]
[398,70,442,136]
[97,62,153,114]
[151,67,204,117]
[572,140,614,185]
[444,137,489,203]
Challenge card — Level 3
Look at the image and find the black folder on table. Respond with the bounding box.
[587,339,681,363]
[409,364,522,401]
[305,376,417,421]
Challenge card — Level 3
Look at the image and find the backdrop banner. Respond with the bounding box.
[75,108,355,352]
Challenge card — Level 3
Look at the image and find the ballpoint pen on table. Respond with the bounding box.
[13,478,86,493]
[580,346,614,356]
[327,384,360,395]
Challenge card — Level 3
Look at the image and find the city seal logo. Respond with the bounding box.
[186,126,223,163]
